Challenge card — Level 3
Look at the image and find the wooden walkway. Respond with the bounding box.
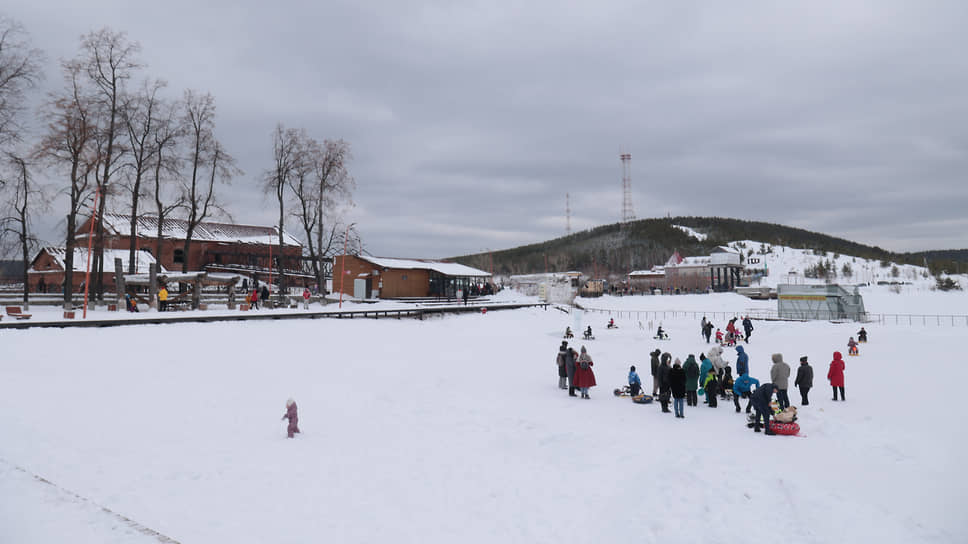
[0,302,548,330]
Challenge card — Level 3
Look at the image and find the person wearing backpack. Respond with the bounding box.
[574,346,597,399]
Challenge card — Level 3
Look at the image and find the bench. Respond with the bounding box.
[6,306,32,320]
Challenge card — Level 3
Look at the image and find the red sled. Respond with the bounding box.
[770,421,801,436]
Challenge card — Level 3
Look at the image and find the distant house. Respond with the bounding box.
[75,213,310,286]
[332,255,491,299]
[27,247,164,293]
[630,247,744,293]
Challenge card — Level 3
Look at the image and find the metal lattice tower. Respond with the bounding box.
[566,193,571,235]
[620,150,635,223]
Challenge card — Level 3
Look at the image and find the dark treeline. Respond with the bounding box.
[454,216,968,279]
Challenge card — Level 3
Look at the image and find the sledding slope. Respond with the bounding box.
[0,293,965,542]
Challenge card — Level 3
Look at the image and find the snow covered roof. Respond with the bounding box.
[360,256,490,277]
[629,268,665,277]
[95,213,302,247]
[31,247,165,274]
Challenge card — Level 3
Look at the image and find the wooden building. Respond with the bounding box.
[332,255,491,299]
[76,214,309,286]
[27,247,163,293]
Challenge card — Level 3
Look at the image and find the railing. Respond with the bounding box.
[576,305,968,327]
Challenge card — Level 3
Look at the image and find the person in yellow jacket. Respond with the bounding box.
[158,285,169,312]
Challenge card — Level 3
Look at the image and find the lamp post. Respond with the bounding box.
[338,223,355,308]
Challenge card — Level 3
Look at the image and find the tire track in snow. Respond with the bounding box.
[1,458,180,543]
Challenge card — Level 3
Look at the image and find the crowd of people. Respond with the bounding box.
[555,317,854,436]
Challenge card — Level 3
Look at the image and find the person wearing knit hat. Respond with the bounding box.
[795,356,814,406]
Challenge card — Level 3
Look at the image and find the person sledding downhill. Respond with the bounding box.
[583,326,594,340]
[564,326,574,339]
[607,318,617,329]
[654,324,669,340]
[857,327,868,343]
[847,336,860,356]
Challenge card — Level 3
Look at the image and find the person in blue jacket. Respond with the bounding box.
[698,353,714,401]
[733,373,760,413]
[750,383,777,435]
[735,345,749,377]
[628,365,642,397]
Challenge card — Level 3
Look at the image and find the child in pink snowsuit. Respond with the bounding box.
[282,398,300,438]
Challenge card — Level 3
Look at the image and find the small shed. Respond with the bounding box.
[333,255,491,299]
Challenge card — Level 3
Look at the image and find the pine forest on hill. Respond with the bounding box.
[452,216,968,279]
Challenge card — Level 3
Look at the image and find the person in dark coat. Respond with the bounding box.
[574,346,597,399]
[702,320,714,343]
[670,358,687,418]
[565,346,578,397]
[828,351,846,401]
[556,342,569,390]
[742,316,754,342]
[683,354,700,406]
[282,398,300,438]
[657,352,673,413]
[703,369,719,407]
[794,356,814,405]
[649,349,661,396]
[749,383,777,434]
[857,327,868,342]
[261,284,270,303]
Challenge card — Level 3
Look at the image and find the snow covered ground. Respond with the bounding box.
[1,290,967,543]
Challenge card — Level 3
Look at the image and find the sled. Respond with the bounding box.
[652,335,671,341]
[848,351,860,357]
[632,394,654,404]
[769,421,800,436]
[583,335,596,340]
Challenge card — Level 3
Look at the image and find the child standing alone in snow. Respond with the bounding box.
[282,398,300,438]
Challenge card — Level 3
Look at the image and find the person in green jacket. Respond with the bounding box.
[703,369,720,408]
[683,354,700,406]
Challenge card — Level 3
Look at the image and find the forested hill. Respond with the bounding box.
[451,216,964,278]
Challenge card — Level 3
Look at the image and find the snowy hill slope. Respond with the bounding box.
[1,299,966,542]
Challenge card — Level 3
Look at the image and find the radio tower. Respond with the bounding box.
[566,193,571,235]
[620,149,635,223]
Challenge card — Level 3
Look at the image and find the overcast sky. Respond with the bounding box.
[9,1,968,258]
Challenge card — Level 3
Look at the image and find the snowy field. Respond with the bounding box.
[2,291,967,543]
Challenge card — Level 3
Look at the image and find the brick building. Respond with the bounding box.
[76,214,307,286]
[27,247,163,293]
[332,255,491,299]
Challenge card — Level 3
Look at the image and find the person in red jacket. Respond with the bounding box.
[574,346,597,399]
[828,351,846,401]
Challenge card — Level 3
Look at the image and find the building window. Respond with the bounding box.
[173,249,185,264]
[401,274,407,280]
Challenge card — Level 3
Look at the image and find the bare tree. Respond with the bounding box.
[264,123,303,294]
[79,28,141,298]
[0,153,45,303]
[121,78,165,273]
[35,61,97,307]
[294,138,354,291]
[0,17,44,149]
[179,89,239,273]
[150,98,183,261]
